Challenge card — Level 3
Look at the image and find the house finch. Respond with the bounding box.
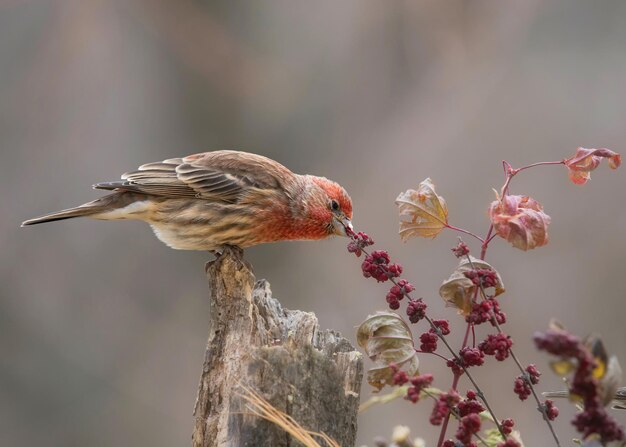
[22,150,353,251]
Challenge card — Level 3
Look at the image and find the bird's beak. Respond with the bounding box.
[333,215,353,237]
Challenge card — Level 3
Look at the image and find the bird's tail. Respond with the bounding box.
[22,202,104,226]
[542,390,569,399]
[21,192,145,227]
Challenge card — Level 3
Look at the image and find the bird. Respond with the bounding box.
[22,150,353,252]
[543,387,626,410]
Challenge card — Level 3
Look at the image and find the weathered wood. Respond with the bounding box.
[193,248,363,447]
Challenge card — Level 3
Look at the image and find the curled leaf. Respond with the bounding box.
[356,312,419,391]
[489,193,551,251]
[396,178,448,241]
[439,256,505,316]
[565,147,621,185]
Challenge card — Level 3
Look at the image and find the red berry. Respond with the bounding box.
[460,347,485,367]
[361,250,391,282]
[430,319,451,335]
[501,418,515,435]
[543,399,559,421]
[406,298,427,323]
[420,332,438,353]
[479,333,512,361]
[513,376,531,401]
[525,364,541,385]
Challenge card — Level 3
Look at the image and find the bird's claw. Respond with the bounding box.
[205,245,246,273]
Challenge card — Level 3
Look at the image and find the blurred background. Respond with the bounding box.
[2,1,626,445]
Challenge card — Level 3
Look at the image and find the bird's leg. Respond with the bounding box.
[220,245,244,259]
[205,245,247,273]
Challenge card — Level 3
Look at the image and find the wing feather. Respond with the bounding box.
[93,150,294,203]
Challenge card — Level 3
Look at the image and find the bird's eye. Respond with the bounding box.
[330,199,340,211]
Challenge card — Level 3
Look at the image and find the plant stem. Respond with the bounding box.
[484,159,567,445]
[500,160,565,196]
[415,349,450,362]
[437,296,477,446]
[422,311,505,443]
[446,224,484,244]
[515,160,565,174]
[480,225,494,260]
[424,389,489,446]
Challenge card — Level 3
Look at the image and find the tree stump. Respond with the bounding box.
[192,248,363,447]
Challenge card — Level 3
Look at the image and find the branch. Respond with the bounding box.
[192,247,363,447]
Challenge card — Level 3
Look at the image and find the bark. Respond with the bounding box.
[192,248,363,447]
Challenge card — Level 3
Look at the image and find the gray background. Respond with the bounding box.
[2,1,625,445]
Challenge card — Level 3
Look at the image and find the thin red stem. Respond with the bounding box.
[515,160,565,174]
[480,225,494,260]
[437,294,476,446]
[416,349,450,362]
[445,224,484,244]
[500,160,565,196]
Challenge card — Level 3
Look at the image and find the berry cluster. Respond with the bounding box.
[543,400,559,421]
[446,347,485,376]
[386,279,415,310]
[430,390,461,425]
[535,329,624,443]
[442,391,493,447]
[501,418,515,435]
[359,247,404,284]
[452,241,470,258]
[457,390,485,416]
[513,376,531,401]
[406,298,427,323]
[455,413,481,445]
[479,333,513,361]
[419,320,451,353]
[361,250,393,282]
[407,373,434,403]
[466,298,506,326]
[389,365,434,404]
[464,268,499,288]
[513,364,541,401]
[346,231,374,256]
[420,332,438,353]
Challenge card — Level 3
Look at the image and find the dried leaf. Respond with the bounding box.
[489,194,551,251]
[439,256,505,316]
[565,147,621,185]
[356,312,419,391]
[396,178,448,241]
[482,428,525,447]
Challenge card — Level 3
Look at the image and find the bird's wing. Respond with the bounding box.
[94,151,294,202]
